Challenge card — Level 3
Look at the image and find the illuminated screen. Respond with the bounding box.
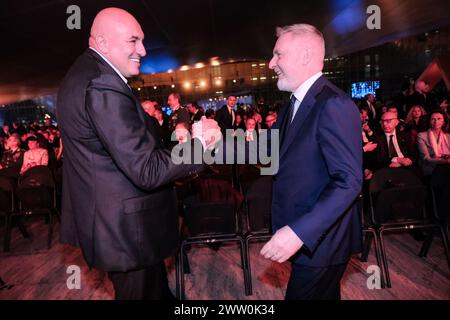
[351,81,380,98]
[162,106,172,116]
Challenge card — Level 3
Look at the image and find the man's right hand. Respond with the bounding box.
[192,116,222,150]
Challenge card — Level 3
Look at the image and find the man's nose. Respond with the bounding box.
[269,57,276,69]
[137,42,146,57]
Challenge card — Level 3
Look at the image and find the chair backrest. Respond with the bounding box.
[16,166,55,211]
[183,196,237,237]
[0,167,20,181]
[369,167,422,193]
[0,176,15,192]
[18,165,55,189]
[238,165,262,194]
[195,177,243,209]
[369,168,427,224]
[430,164,450,220]
[242,175,272,233]
[0,176,15,213]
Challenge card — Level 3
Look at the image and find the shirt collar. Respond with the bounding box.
[291,72,322,103]
[385,130,397,138]
[89,47,128,84]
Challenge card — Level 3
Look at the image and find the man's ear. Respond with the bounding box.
[301,48,312,65]
[95,35,108,54]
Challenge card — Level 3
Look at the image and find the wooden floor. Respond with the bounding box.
[0,216,449,300]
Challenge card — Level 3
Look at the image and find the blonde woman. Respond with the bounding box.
[405,105,427,133]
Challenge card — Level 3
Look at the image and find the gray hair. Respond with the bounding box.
[276,24,325,59]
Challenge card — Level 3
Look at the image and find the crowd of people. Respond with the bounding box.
[140,94,281,147]
[2,6,449,301]
[356,81,450,181]
[0,119,62,177]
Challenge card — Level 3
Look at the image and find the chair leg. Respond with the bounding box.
[360,232,373,262]
[47,211,53,249]
[419,233,434,257]
[179,244,186,300]
[17,217,30,238]
[378,229,391,288]
[371,232,386,288]
[54,208,62,223]
[3,214,11,252]
[244,236,253,296]
[439,224,450,270]
[239,237,251,296]
[175,249,181,300]
[182,248,191,274]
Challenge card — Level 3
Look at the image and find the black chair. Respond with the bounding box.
[0,167,20,181]
[4,165,57,251]
[239,167,273,295]
[368,167,441,287]
[358,193,386,288]
[0,175,29,252]
[419,164,450,269]
[175,190,250,299]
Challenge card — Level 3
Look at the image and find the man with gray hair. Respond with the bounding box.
[260,24,363,300]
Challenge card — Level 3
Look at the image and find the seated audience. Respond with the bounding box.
[20,136,48,174]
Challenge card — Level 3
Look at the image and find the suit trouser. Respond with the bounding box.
[108,262,173,300]
[285,261,348,300]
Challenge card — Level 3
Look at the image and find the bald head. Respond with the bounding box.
[89,8,146,77]
[415,80,430,94]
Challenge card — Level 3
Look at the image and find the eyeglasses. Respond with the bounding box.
[380,118,397,124]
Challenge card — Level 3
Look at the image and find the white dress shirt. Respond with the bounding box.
[384,131,404,162]
[290,72,323,122]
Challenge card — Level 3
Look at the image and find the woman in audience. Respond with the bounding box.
[405,105,427,133]
[0,133,24,171]
[20,136,48,174]
[405,105,427,151]
[417,109,450,176]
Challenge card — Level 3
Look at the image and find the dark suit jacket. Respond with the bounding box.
[370,130,415,170]
[271,76,363,267]
[360,100,378,130]
[168,107,190,132]
[215,105,235,133]
[191,110,204,124]
[57,49,203,272]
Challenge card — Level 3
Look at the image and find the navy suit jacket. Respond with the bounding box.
[57,49,203,272]
[271,76,363,267]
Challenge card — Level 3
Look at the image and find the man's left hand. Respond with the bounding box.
[260,226,304,263]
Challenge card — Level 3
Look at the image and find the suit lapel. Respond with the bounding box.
[279,77,323,159]
[88,49,133,96]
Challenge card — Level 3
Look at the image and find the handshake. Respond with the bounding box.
[191,116,222,150]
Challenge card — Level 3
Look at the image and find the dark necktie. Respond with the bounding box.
[280,95,296,147]
[388,134,398,158]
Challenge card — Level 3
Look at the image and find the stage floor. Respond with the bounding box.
[1,217,449,300]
